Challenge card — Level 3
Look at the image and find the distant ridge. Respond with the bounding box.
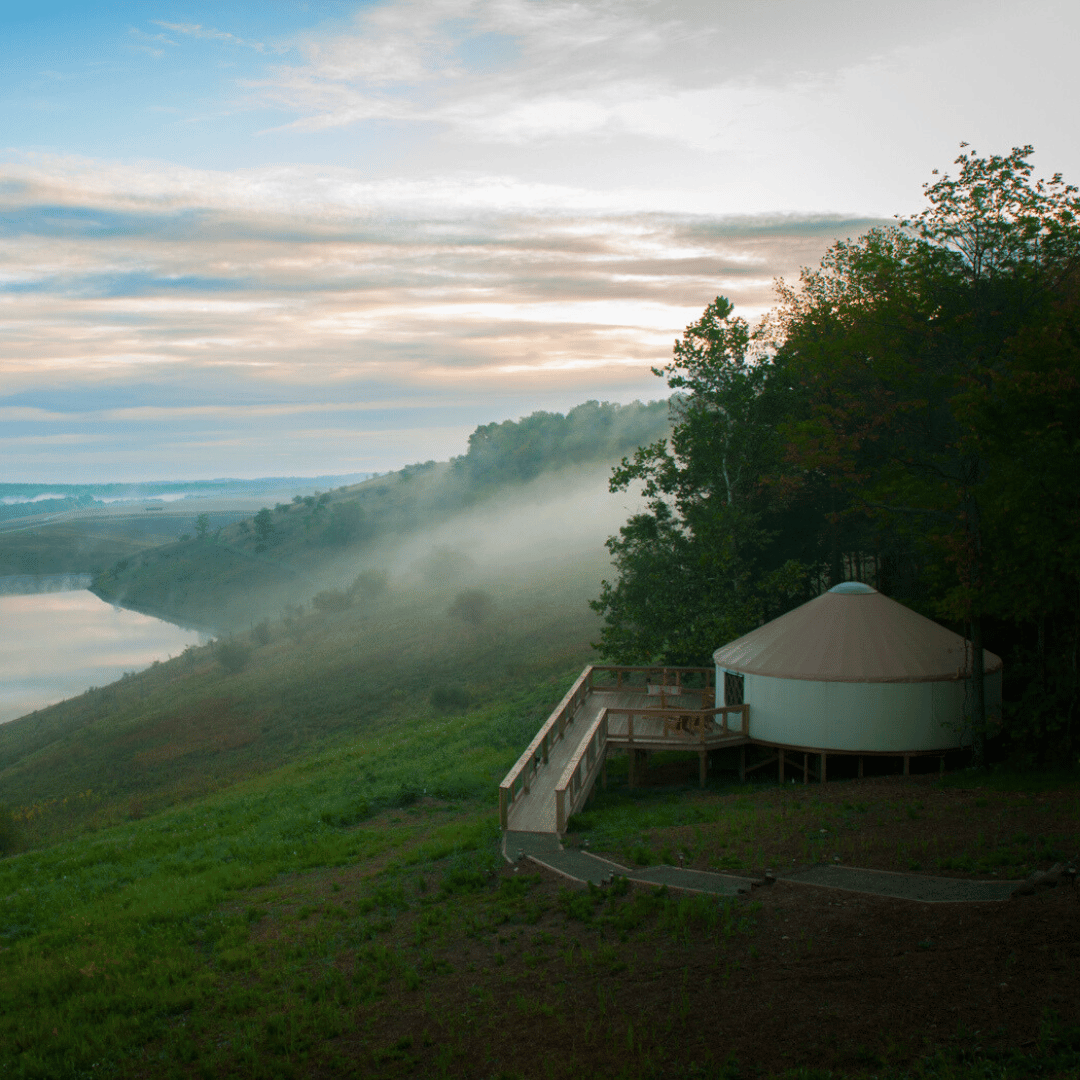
[91,399,671,629]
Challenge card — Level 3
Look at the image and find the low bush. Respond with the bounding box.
[216,638,253,674]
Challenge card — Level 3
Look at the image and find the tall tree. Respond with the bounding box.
[591,299,808,665]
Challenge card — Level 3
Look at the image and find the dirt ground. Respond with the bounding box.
[313,859,1079,1079]
[326,779,1080,1077]
[176,776,1080,1079]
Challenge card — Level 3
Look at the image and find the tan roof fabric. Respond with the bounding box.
[713,586,1003,683]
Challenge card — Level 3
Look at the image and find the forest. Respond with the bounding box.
[591,146,1080,770]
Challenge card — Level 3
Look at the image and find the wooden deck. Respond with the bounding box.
[500,666,749,835]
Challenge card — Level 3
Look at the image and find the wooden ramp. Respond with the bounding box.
[499,665,750,836]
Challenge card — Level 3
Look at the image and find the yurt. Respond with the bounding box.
[713,582,1003,756]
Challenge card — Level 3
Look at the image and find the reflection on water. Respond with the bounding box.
[0,590,205,724]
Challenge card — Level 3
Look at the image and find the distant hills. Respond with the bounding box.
[0,475,375,523]
[90,399,670,630]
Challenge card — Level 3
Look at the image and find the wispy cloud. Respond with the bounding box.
[153,21,270,54]
[255,0,721,141]
[0,151,882,476]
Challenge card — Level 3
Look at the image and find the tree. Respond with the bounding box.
[194,512,211,540]
[591,298,811,665]
[321,500,367,546]
[448,588,495,627]
[595,146,1080,767]
[777,145,1080,766]
[216,638,252,674]
[253,508,274,542]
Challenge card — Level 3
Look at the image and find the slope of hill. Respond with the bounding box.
[90,399,669,629]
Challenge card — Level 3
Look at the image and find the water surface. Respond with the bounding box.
[0,589,204,724]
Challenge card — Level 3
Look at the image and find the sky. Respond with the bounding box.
[2,0,1078,482]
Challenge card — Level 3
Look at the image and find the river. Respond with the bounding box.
[0,578,205,724]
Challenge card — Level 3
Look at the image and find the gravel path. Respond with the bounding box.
[780,863,1020,902]
[502,831,1019,902]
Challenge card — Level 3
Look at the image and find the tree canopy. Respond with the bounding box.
[593,145,1080,767]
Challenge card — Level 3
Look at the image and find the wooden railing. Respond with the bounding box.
[605,703,749,743]
[554,708,609,835]
[588,665,714,695]
[499,664,730,831]
[498,665,595,829]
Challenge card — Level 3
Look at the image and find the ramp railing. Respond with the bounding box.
[499,665,595,829]
[554,708,609,834]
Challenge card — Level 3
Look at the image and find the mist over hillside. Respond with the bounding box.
[0,397,665,819]
[91,399,669,630]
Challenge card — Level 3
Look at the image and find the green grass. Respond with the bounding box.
[0,544,612,1076]
[0,743,502,1077]
[0,557,603,845]
[567,767,1079,881]
[941,766,1080,794]
[2,721,1077,1077]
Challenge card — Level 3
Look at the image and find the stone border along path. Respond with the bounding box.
[502,831,1022,903]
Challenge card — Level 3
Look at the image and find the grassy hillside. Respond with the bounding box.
[1,531,1078,1079]
[1,726,1077,1078]
[2,393,1076,1077]
[0,543,606,844]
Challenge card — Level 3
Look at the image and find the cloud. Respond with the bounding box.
[0,149,894,479]
[256,0,721,140]
[153,21,270,54]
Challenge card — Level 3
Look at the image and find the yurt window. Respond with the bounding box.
[724,670,744,706]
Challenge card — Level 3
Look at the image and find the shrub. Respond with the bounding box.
[216,639,253,674]
[448,588,494,626]
[253,508,273,541]
[431,685,471,712]
[313,589,352,613]
[349,569,388,604]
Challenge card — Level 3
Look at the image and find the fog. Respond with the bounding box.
[304,462,646,613]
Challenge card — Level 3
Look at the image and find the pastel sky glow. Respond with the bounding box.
[3,0,1078,481]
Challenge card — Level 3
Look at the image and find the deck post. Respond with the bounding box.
[820,752,827,784]
[628,748,635,789]
[739,745,746,783]
[903,754,910,777]
[940,754,945,776]
[499,787,508,829]
[699,749,707,788]
[858,756,864,779]
[778,749,785,783]
[803,752,808,784]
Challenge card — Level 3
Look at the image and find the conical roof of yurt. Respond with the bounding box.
[713,582,1003,683]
